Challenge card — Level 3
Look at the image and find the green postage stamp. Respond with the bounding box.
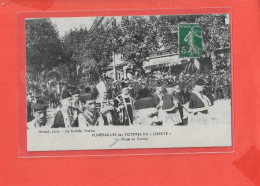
[179,23,203,58]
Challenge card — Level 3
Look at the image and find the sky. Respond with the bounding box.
[50,17,96,37]
[46,14,229,38]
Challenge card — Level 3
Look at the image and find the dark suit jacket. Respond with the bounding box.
[27,101,33,122]
[188,93,208,114]
[52,111,65,128]
[51,109,80,128]
[162,94,174,110]
[135,97,158,110]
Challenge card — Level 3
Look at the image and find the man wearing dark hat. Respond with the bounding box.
[152,81,163,107]
[78,92,105,127]
[31,90,42,103]
[114,82,135,125]
[172,82,189,125]
[52,90,75,128]
[159,82,182,125]
[70,88,80,107]
[188,78,212,125]
[27,102,49,129]
[133,81,142,100]
[203,76,215,105]
[96,82,115,125]
[180,85,191,105]
[134,88,161,125]
[39,84,48,103]
[69,87,81,127]
[27,89,45,120]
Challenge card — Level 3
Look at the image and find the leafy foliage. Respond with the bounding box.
[63,25,115,78]
[118,16,157,68]
[26,14,230,81]
[195,14,230,52]
[26,18,63,72]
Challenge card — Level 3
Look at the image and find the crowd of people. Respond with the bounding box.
[26,69,231,129]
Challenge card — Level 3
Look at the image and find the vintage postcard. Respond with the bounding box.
[25,13,232,151]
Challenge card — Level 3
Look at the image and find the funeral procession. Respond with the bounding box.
[26,14,231,129]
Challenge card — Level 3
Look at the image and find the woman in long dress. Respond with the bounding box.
[184,26,202,55]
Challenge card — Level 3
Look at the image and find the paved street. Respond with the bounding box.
[208,99,232,125]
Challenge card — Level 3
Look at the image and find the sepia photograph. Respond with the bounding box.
[25,13,232,151]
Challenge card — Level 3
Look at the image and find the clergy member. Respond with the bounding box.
[78,92,105,127]
[52,90,75,128]
[114,82,135,125]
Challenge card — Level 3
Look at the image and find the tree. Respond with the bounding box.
[26,18,63,72]
[151,14,230,54]
[86,25,115,74]
[62,25,115,81]
[62,27,88,64]
[195,14,230,53]
[62,14,230,80]
[117,16,159,70]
